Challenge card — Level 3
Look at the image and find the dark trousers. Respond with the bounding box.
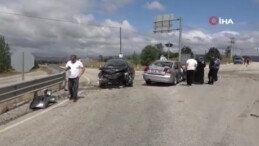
[195,70,204,84]
[68,78,79,99]
[208,69,216,84]
[214,69,219,81]
[186,70,195,85]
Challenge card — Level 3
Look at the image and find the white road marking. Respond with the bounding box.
[0,72,92,134]
[0,75,91,134]
[0,99,68,134]
[82,75,90,85]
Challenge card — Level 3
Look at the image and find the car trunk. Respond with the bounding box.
[147,66,170,75]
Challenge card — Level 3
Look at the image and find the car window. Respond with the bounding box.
[153,61,174,68]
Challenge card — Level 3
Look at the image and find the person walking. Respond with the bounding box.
[246,57,250,67]
[208,57,216,85]
[65,54,85,102]
[186,56,197,86]
[195,57,206,84]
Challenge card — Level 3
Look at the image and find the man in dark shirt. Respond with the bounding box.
[208,57,216,85]
[195,57,206,84]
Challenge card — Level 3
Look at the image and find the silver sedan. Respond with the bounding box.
[143,60,184,85]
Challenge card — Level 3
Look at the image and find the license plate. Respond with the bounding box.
[151,69,161,73]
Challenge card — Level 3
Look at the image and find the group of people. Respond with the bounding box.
[185,56,220,86]
[64,54,223,101]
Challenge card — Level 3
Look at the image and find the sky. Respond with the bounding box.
[0,0,258,57]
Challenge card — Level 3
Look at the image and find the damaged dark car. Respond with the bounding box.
[98,59,135,87]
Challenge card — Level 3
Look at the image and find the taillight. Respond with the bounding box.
[144,66,149,72]
[164,68,171,73]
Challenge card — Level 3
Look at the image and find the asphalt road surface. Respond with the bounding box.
[0,63,259,146]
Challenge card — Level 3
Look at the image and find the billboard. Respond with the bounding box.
[153,14,173,33]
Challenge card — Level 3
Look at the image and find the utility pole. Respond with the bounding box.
[120,27,122,56]
[165,42,173,60]
[178,17,183,62]
[230,37,235,61]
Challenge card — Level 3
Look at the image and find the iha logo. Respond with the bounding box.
[209,16,234,26]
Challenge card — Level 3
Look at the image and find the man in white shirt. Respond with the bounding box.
[65,54,85,102]
[186,56,197,86]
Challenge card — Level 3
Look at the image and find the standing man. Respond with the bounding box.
[208,57,216,85]
[186,56,197,86]
[65,54,85,102]
[214,57,221,82]
[196,57,206,84]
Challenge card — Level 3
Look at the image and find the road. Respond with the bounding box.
[0,63,259,146]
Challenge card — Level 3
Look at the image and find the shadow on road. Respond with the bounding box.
[141,83,175,87]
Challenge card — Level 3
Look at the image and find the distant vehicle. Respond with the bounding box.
[143,60,185,85]
[98,59,135,87]
[233,56,243,64]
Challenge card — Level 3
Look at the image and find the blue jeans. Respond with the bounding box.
[68,77,79,99]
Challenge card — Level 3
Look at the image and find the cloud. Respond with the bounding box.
[145,1,165,11]
[0,0,258,58]
[0,0,141,57]
[99,0,132,12]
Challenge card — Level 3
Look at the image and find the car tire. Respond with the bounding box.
[99,82,105,88]
[179,75,183,82]
[145,80,151,85]
[172,77,177,85]
[128,82,133,87]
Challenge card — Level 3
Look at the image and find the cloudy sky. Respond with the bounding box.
[0,0,258,57]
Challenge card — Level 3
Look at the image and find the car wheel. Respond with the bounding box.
[179,75,183,82]
[126,75,134,87]
[99,82,105,88]
[172,76,177,85]
[145,80,151,85]
[128,82,133,87]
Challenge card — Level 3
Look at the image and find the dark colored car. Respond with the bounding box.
[233,56,243,64]
[98,59,135,87]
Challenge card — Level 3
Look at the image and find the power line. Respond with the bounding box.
[0,11,77,24]
[0,10,157,39]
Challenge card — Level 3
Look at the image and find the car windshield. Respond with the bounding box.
[104,60,127,68]
[152,61,174,68]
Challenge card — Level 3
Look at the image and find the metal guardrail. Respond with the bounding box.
[0,72,65,102]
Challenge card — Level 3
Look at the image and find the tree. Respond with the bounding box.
[205,47,221,62]
[0,36,11,73]
[129,52,139,66]
[181,46,194,57]
[155,43,163,56]
[140,45,160,65]
[3,44,11,70]
[162,51,178,59]
[98,55,104,62]
[225,46,231,57]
